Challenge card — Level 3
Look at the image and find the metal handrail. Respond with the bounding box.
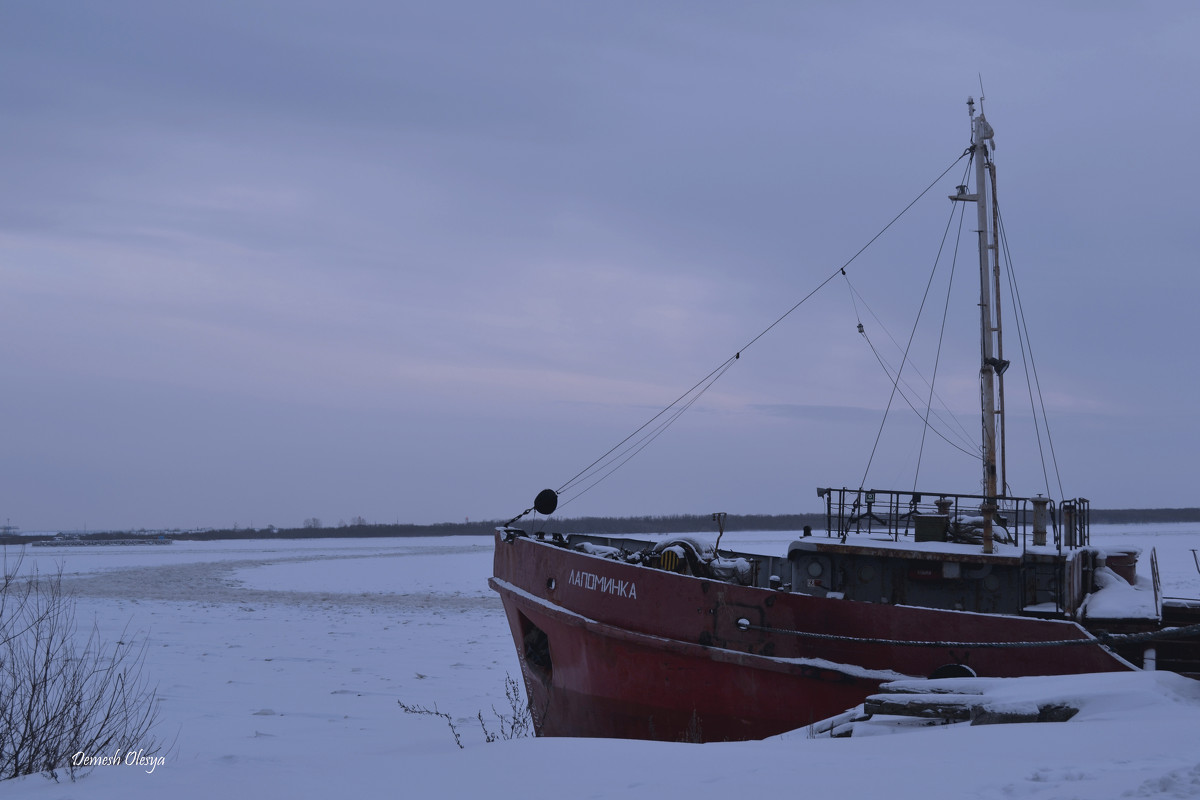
[818,487,1090,553]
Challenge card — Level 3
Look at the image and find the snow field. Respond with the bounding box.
[3,526,1198,799]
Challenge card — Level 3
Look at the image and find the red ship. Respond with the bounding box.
[490,100,1200,742]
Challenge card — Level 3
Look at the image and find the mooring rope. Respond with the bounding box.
[738,619,1200,649]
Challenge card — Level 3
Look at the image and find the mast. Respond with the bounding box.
[954,97,1006,553]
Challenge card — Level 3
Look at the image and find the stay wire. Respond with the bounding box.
[555,354,738,498]
[914,193,970,489]
[857,331,979,460]
[738,150,972,356]
[857,154,974,492]
[556,359,738,511]
[548,150,971,516]
[842,280,976,453]
[997,208,1065,500]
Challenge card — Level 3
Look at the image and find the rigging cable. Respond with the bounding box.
[914,189,970,489]
[852,316,978,459]
[530,150,972,522]
[997,207,1066,500]
[554,354,737,501]
[557,358,739,508]
[842,278,976,453]
[855,153,976,493]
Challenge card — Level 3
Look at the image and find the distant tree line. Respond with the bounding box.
[1084,508,1200,524]
[4,507,1198,546]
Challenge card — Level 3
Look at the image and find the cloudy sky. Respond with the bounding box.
[2,2,1198,531]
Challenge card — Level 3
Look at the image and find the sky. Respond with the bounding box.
[2,2,1199,531]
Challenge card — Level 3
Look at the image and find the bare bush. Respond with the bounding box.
[0,550,162,782]
[396,700,463,748]
[400,673,533,748]
[481,674,533,741]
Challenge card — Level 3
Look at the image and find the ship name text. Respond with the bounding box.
[567,569,638,599]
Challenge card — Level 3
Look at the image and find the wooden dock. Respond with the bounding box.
[809,678,1080,738]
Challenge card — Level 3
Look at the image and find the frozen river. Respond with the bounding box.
[4,524,1200,799]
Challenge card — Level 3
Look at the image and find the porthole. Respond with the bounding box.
[807,561,824,578]
[859,565,875,582]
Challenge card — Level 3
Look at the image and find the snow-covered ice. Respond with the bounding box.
[3,525,1200,799]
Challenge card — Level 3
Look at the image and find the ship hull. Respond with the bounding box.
[491,532,1134,742]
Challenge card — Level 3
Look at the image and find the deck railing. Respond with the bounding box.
[817,487,1090,553]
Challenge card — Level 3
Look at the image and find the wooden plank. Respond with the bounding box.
[863,697,972,721]
[970,703,1078,725]
[878,683,986,696]
[864,693,1079,726]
